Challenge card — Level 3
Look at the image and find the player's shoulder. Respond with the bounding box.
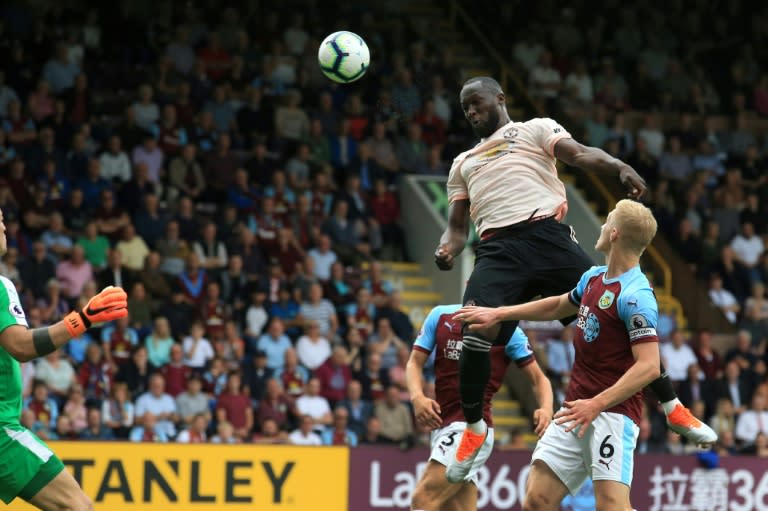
[0,276,18,301]
[617,267,657,307]
[426,304,461,321]
[521,117,562,129]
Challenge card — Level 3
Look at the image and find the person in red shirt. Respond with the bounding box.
[78,342,113,402]
[275,348,308,400]
[315,346,353,405]
[252,417,289,444]
[216,371,253,441]
[197,33,231,81]
[200,281,230,342]
[256,378,296,431]
[176,413,209,443]
[160,343,192,397]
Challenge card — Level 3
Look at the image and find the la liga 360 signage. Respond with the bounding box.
[7,443,768,510]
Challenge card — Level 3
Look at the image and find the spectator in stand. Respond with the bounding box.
[78,342,112,402]
[346,287,376,341]
[42,43,80,94]
[369,178,408,260]
[661,329,700,384]
[211,421,239,444]
[360,416,389,445]
[388,345,410,401]
[709,398,736,438]
[115,345,152,400]
[182,320,215,370]
[694,329,723,381]
[130,412,169,442]
[62,384,88,434]
[369,317,407,370]
[177,413,209,444]
[295,321,332,371]
[35,350,76,407]
[253,417,289,444]
[177,252,208,307]
[80,407,115,441]
[168,144,205,203]
[267,228,304,281]
[115,224,150,273]
[726,330,760,372]
[274,348,309,400]
[269,285,302,339]
[132,84,160,130]
[741,282,768,347]
[156,221,190,278]
[735,392,768,446]
[322,407,358,446]
[356,351,390,403]
[134,193,168,250]
[714,246,752,303]
[396,123,429,175]
[94,189,132,245]
[99,135,132,183]
[374,385,413,445]
[295,377,333,434]
[242,350,273,405]
[709,272,741,324]
[298,282,339,340]
[546,325,576,391]
[20,241,56,299]
[56,245,93,302]
[339,379,372,437]
[194,222,228,280]
[244,288,269,342]
[314,346,353,406]
[145,317,174,368]
[36,279,70,325]
[40,212,72,262]
[24,380,58,432]
[199,281,230,342]
[255,317,292,371]
[659,136,694,185]
[677,363,715,414]
[131,133,164,185]
[216,371,253,441]
[202,357,228,397]
[256,378,296,432]
[308,234,337,282]
[715,360,752,415]
[731,222,765,282]
[101,382,134,439]
[289,414,323,445]
[101,315,139,369]
[134,373,178,439]
[204,133,239,203]
[160,343,193,397]
[322,196,371,267]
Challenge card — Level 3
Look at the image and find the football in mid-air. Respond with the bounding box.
[318,31,370,83]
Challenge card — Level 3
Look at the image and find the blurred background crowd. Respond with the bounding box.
[1,0,768,458]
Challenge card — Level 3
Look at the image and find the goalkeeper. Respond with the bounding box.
[0,213,127,510]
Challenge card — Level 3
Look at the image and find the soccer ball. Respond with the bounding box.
[318,31,370,84]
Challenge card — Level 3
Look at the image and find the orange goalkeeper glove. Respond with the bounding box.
[64,286,128,337]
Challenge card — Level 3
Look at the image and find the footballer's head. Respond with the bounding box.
[460,77,506,138]
[596,199,657,256]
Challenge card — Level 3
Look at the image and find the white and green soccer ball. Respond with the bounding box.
[318,31,370,83]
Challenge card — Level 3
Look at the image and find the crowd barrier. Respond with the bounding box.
[6,443,768,510]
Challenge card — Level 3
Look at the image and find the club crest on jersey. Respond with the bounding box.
[583,312,600,342]
[598,290,615,309]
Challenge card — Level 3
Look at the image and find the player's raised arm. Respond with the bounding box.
[554,138,647,199]
[435,199,470,271]
[0,286,127,362]
[454,293,577,330]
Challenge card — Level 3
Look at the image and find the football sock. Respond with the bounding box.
[647,362,678,404]
[661,398,682,415]
[459,334,492,424]
[468,419,487,435]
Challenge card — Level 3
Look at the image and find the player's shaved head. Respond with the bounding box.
[463,76,503,95]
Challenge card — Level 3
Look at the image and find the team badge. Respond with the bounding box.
[598,290,615,309]
[583,312,600,342]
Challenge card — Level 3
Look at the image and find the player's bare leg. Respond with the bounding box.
[412,460,466,511]
[441,482,477,511]
[592,479,631,511]
[522,460,569,511]
[25,469,93,511]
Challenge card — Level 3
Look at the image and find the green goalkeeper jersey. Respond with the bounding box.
[0,276,29,425]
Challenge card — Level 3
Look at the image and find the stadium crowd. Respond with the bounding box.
[0,0,767,457]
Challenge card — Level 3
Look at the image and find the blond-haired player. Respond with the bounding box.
[455,200,666,510]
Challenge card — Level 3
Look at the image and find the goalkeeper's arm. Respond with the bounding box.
[0,286,127,362]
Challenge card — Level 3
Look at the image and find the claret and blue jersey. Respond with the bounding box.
[412,304,534,427]
[566,265,659,424]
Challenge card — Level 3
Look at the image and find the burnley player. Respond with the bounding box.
[407,304,553,511]
[456,200,665,510]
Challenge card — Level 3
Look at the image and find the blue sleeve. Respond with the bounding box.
[504,327,534,365]
[178,128,188,146]
[618,287,659,343]
[413,306,441,353]
[569,266,604,305]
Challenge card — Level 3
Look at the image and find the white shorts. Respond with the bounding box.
[531,410,639,495]
[429,422,495,483]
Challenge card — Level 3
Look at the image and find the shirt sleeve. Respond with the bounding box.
[446,154,469,203]
[617,287,659,344]
[569,266,603,306]
[531,117,572,157]
[0,276,28,333]
[504,327,535,367]
[413,306,442,354]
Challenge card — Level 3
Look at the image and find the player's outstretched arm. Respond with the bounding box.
[435,199,469,271]
[554,138,647,199]
[454,293,577,329]
[521,361,554,437]
[555,342,660,437]
[406,349,442,430]
[0,286,127,362]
